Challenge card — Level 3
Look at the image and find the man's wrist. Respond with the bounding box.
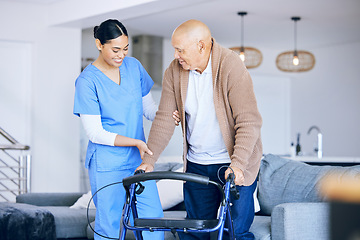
[142,155,156,168]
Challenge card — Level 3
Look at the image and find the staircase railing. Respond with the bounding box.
[0,127,31,202]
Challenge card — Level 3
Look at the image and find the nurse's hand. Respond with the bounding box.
[173,110,180,126]
[136,140,153,160]
[136,163,154,173]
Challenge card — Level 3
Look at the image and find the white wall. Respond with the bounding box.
[0,41,32,145]
[0,2,82,193]
[289,42,360,157]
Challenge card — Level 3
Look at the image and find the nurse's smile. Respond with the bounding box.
[114,58,123,64]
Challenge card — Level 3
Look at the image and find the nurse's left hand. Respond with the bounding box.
[136,140,153,160]
[172,110,180,126]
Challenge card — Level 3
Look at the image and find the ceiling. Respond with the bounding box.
[3,0,360,50]
[120,0,360,50]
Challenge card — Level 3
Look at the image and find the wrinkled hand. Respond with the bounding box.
[136,163,154,173]
[172,110,180,126]
[225,166,245,186]
[136,140,153,160]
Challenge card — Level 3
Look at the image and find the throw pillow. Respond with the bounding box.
[70,191,96,209]
[156,166,184,210]
[254,186,260,213]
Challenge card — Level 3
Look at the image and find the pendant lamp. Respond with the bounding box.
[276,17,315,72]
[230,11,262,69]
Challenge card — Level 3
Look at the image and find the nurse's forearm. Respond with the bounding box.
[114,134,142,147]
[114,134,153,158]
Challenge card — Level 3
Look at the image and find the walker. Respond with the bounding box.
[120,170,239,240]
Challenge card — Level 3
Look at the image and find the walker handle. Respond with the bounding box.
[123,171,210,188]
[227,173,240,200]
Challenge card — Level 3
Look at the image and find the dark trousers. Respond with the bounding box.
[179,161,257,240]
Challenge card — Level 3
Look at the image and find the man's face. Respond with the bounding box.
[171,35,201,71]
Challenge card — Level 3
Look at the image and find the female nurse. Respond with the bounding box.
[73,19,179,239]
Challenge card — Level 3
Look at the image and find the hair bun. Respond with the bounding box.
[93,26,99,38]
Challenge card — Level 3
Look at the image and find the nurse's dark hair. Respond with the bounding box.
[93,19,128,44]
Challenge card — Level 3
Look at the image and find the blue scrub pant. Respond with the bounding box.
[88,159,164,240]
[179,161,257,240]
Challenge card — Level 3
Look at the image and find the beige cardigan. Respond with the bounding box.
[143,39,263,186]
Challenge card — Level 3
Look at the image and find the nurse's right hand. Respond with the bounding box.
[136,140,153,160]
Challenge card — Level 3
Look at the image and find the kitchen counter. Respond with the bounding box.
[285,156,360,166]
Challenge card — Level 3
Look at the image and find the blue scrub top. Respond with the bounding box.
[73,56,154,171]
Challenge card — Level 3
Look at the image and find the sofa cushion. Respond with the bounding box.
[16,192,83,207]
[257,154,360,215]
[250,215,271,240]
[271,202,329,240]
[154,162,183,172]
[43,206,96,238]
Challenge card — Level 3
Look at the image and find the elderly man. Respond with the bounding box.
[137,19,263,240]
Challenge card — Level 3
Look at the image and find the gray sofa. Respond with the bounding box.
[15,162,184,240]
[14,154,360,239]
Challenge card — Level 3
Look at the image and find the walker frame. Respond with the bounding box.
[120,171,238,240]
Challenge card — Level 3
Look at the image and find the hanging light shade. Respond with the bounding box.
[276,17,315,72]
[230,46,263,69]
[230,11,262,69]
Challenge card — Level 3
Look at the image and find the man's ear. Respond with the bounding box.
[198,40,205,53]
[95,39,102,51]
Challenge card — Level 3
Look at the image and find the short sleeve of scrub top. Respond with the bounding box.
[73,57,154,171]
